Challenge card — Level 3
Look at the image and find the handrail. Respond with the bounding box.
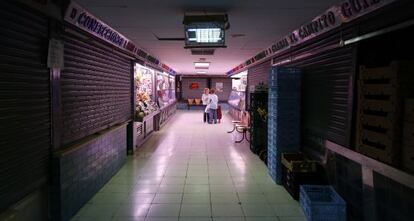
[54,121,130,157]
[325,140,414,189]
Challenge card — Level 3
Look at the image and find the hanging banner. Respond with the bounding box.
[227,0,397,75]
[64,1,136,52]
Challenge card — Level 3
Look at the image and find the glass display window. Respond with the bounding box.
[134,63,159,121]
[231,70,248,92]
[229,70,247,111]
[157,72,172,107]
[135,63,154,101]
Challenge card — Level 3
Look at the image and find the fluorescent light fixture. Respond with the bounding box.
[194,62,210,69]
[196,71,207,74]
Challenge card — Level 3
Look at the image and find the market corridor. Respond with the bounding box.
[71,111,305,221]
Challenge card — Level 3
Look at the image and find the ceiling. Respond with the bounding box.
[77,0,342,75]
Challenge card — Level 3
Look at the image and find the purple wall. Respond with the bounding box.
[181,77,208,100]
[181,77,232,102]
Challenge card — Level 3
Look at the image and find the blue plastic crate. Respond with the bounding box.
[300,185,346,221]
[267,66,301,184]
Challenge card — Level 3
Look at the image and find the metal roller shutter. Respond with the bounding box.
[276,29,356,157]
[248,60,271,90]
[247,60,271,108]
[0,1,50,211]
[62,29,132,145]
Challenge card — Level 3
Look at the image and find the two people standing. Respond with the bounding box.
[202,88,220,124]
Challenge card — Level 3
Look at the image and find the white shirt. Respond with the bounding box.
[207,94,219,110]
[202,93,210,105]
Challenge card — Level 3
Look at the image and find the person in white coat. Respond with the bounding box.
[201,88,210,123]
[207,88,219,124]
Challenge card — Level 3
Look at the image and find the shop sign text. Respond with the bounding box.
[227,0,396,75]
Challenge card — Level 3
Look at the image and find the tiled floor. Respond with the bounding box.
[72,110,306,221]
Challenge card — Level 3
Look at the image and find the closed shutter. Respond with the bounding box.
[62,29,132,145]
[275,29,356,157]
[247,60,271,108]
[248,59,271,91]
[0,1,50,211]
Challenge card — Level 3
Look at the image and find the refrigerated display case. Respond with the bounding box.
[155,72,177,129]
[156,71,172,108]
[134,63,160,148]
[135,64,159,119]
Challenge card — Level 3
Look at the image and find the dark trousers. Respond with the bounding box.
[203,112,209,122]
[203,105,209,122]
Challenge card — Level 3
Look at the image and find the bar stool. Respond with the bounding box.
[235,124,250,143]
[227,120,242,133]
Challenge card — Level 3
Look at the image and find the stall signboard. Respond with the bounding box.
[65,1,134,52]
[64,1,176,75]
[227,0,397,75]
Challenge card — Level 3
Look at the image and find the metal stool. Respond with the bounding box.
[227,120,242,133]
[235,124,250,143]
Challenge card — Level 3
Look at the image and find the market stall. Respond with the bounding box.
[228,70,247,120]
[156,72,177,129]
[134,63,160,147]
[133,63,177,146]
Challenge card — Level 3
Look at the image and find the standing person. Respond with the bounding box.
[201,88,210,123]
[207,88,219,124]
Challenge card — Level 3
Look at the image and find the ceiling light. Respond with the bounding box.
[194,62,210,69]
[196,71,207,74]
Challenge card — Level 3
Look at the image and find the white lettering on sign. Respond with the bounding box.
[64,2,131,50]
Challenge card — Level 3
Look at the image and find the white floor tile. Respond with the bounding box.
[212,204,244,217]
[71,111,300,221]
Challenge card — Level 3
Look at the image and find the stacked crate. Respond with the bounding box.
[281,153,320,200]
[267,67,301,184]
[356,65,402,166]
[402,99,414,173]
